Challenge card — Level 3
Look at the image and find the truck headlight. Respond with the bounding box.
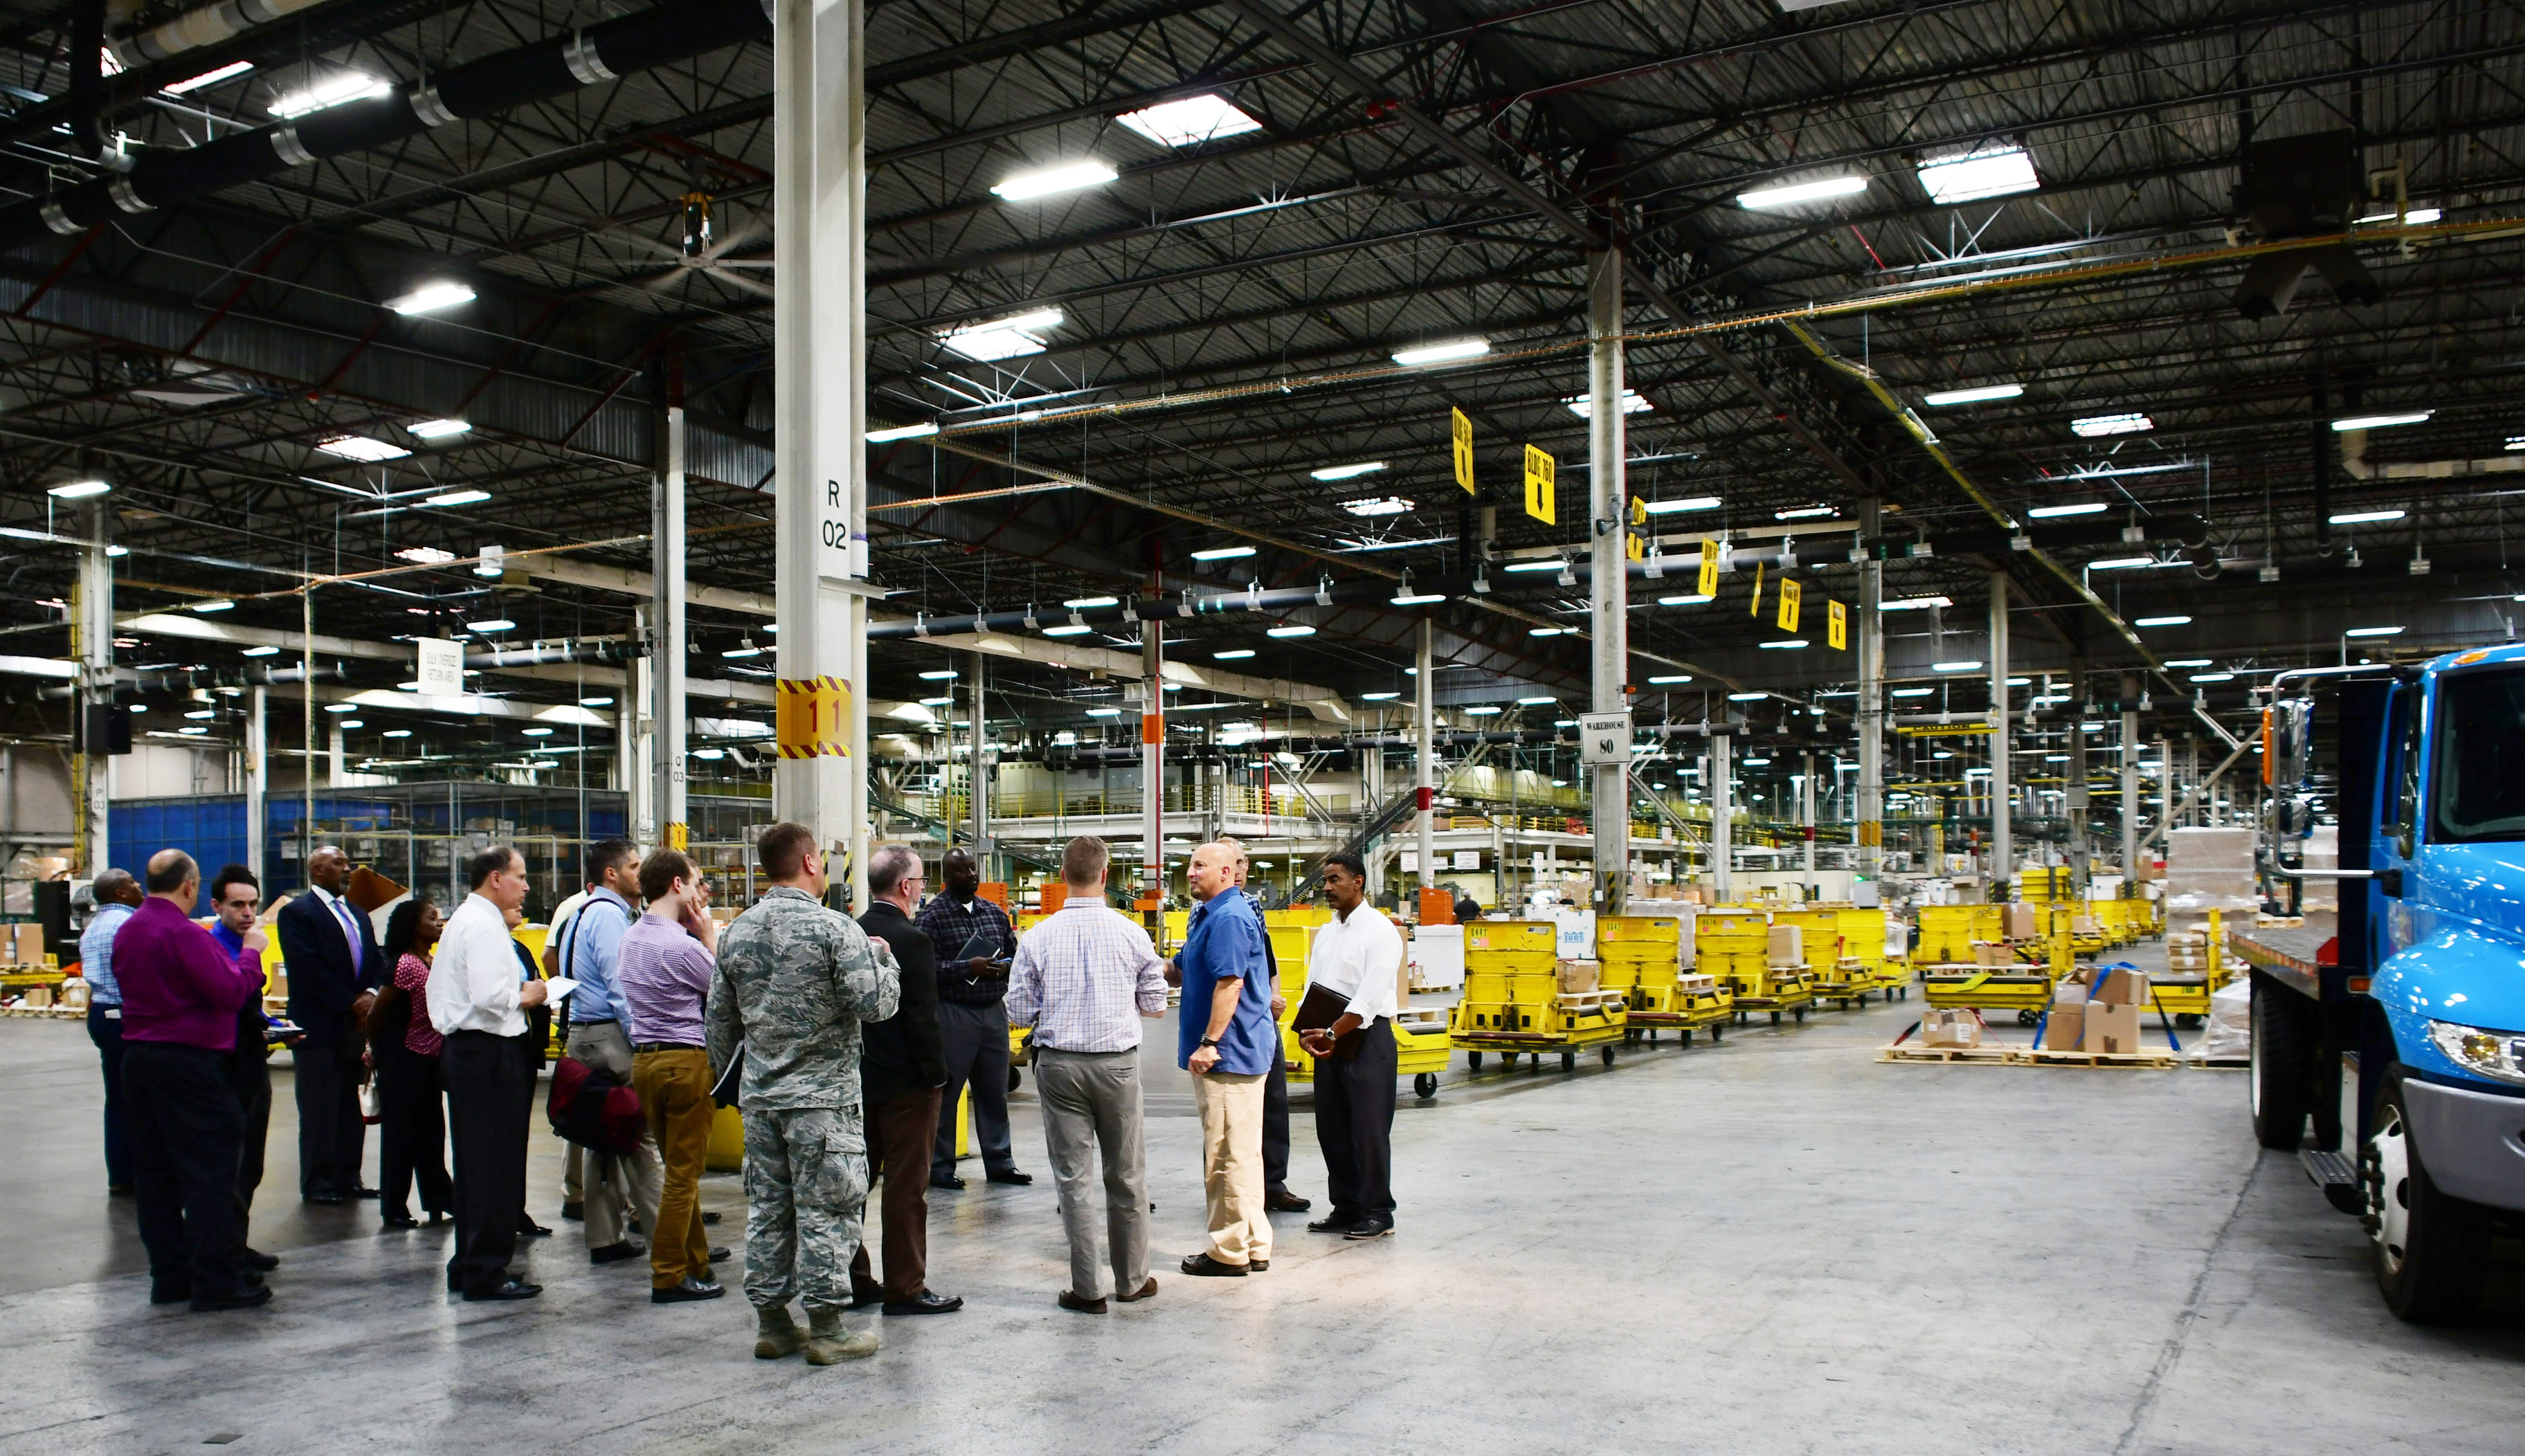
[2427,1019,2525,1086]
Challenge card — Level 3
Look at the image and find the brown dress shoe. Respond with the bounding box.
[1058,1289,1108,1313]
[1114,1277,1159,1303]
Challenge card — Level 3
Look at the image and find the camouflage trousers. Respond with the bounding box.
[741,1104,869,1314]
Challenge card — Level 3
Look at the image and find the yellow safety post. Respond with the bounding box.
[2049,902,2072,980]
[2207,908,2224,983]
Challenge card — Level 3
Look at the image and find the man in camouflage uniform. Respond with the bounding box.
[706,822,899,1365]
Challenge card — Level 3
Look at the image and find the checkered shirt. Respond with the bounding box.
[1004,900,1168,1053]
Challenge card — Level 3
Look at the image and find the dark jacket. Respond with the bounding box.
[857,899,946,1102]
[275,889,383,1048]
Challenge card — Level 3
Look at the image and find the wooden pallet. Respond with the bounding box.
[1879,1043,2016,1064]
[1879,1042,2184,1069]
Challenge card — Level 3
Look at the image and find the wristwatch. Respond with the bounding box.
[1197,1037,1220,1048]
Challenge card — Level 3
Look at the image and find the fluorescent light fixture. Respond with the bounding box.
[322,702,355,713]
[1916,143,2040,204]
[992,161,1118,201]
[47,479,110,498]
[190,599,235,613]
[1265,624,1316,638]
[1932,659,1983,672]
[2133,615,2192,628]
[1391,338,1489,367]
[383,729,411,738]
[392,546,458,565]
[520,727,555,738]
[2188,673,2234,683]
[1775,504,1836,520]
[1636,675,1690,687]
[164,60,253,95]
[865,421,939,443]
[691,747,725,761]
[1191,545,1256,561]
[468,617,515,633]
[1922,382,2024,407]
[1642,496,1723,515]
[940,310,1064,362]
[2508,437,2525,452]
[1737,175,1867,208]
[2328,509,2405,525]
[1741,758,1773,768]
[2356,207,2442,225]
[1361,690,1399,700]
[268,71,390,118]
[2344,626,2405,637]
[1213,648,1256,660]
[1463,706,1503,716]
[2086,556,2157,570]
[1503,559,1566,574]
[580,696,614,707]
[1880,596,1953,611]
[316,435,410,462]
[1084,707,1121,718]
[424,489,491,507]
[179,726,208,736]
[1312,462,1388,482]
[1516,695,1555,705]
[1657,593,1713,606]
[722,644,763,659]
[918,669,959,680]
[1062,595,1120,609]
[2332,412,2432,432]
[1340,496,1413,517]
[1392,592,1447,606]
[2027,502,2107,518]
[183,709,215,720]
[1529,626,1567,637]
[1727,691,1766,702]
[1564,388,1652,419]
[105,545,126,557]
[2070,412,2153,437]
[1760,639,1808,649]
[1043,624,1092,637]
[918,695,952,706]
[407,418,471,440]
[2164,657,2211,668]
[241,645,280,657]
[1892,687,1934,698]
[385,281,474,316]
[1114,94,1262,148]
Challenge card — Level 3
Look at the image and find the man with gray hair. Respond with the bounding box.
[849,843,959,1316]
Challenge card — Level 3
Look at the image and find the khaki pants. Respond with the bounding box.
[568,1022,662,1250]
[1192,1070,1269,1266]
[632,1048,714,1289]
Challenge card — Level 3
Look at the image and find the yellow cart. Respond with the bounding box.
[1451,988,1629,1073]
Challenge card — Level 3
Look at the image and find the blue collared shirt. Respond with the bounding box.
[80,902,133,1006]
[1175,889,1275,1076]
[554,887,636,1032]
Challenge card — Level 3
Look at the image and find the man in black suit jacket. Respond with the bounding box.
[276,846,383,1203]
[849,844,959,1316]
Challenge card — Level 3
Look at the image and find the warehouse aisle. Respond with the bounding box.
[0,1005,2516,1455]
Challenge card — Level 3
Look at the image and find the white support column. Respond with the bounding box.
[626,609,655,845]
[1415,617,1434,918]
[1856,499,1883,889]
[655,406,689,850]
[77,505,112,875]
[1362,737,1384,900]
[1586,247,1629,915]
[969,649,988,876]
[2066,662,2090,895]
[246,685,266,882]
[1709,731,1733,903]
[2120,673,2139,881]
[1987,571,2011,894]
[1801,749,1817,898]
[772,0,869,904]
[328,721,346,788]
[1141,618,1163,931]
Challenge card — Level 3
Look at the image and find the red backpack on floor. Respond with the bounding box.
[547,1056,644,1153]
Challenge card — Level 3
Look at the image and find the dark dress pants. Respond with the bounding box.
[932,1000,1015,1178]
[87,1003,131,1190]
[1313,1019,1397,1222]
[123,1040,248,1297]
[850,1087,943,1302]
[293,1028,367,1197]
[379,1041,453,1221]
[226,1039,271,1250]
[444,1030,534,1294]
[1262,1050,1292,1194]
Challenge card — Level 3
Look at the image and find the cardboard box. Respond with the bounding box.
[1921,1009,1982,1048]
[2082,999,2144,1054]
[10,922,42,965]
[21,985,51,1008]
[2095,967,2153,1005]
[2001,902,2040,940]
[1766,925,1804,966]
[1556,958,1600,994]
[2042,994,2085,1052]
[1973,942,2014,968]
[2072,916,2101,937]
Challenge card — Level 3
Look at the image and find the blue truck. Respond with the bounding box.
[2247,648,2525,1320]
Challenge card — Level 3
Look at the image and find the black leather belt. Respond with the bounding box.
[633,1041,703,1053]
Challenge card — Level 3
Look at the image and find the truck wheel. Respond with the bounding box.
[2250,973,2315,1150]
[2364,1071,2490,1323]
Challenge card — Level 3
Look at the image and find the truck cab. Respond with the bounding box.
[2252,645,2525,1320]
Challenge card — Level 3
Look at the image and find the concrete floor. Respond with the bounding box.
[1,994,2518,1456]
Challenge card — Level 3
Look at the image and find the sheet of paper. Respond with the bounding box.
[543,976,579,999]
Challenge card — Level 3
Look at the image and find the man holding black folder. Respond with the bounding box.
[915,848,1029,1190]
[1294,851,1402,1240]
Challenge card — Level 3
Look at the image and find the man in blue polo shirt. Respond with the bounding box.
[1175,840,1276,1278]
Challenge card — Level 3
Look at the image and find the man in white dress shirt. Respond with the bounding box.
[428,845,548,1300]
[1296,850,1404,1240]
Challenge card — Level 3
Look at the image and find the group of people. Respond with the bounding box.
[80,819,1406,1357]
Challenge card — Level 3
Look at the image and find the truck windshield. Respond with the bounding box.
[2432,668,2525,843]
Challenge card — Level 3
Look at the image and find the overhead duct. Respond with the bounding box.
[2337,429,2525,481]
[108,0,331,67]
[2231,131,2382,320]
[2,0,772,252]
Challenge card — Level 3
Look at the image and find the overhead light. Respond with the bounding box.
[1892,687,1935,698]
[1727,691,1766,701]
[1741,757,1773,768]
[322,702,356,713]
[383,729,412,739]
[580,695,614,707]
[424,489,491,507]
[1191,545,1256,561]
[2070,412,2153,437]
[2332,412,2432,432]
[2133,615,2191,628]
[2188,673,2235,684]
[918,669,959,680]
[1648,675,1693,684]
[1312,462,1388,482]
[918,695,952,706]
[2027,502,2107,518]
[865,421,939,442]
[2356,207,2443,225]
[1642,496,1723,515]
[1043,624,1092,637]
[1361,690,1399,700]
[1737,175,1867,208]
[1503,560,1566,574]
[1266,624,1316,638]
[183,709,215,721]
[1760,639,1808,649]
[1391,338,1490,367]
[1213,648,1256,660]
[105,545,127,557]
[1340,496,1413,517]
[941,308,1064,361]
[47,479,110,499]
[163,60,253,95]
[1658,593,1714,606]
[1775,504,1836,520]
[1392,590,1447,606]
[467,618,516,633]
[1932,659,1983,672]
[316,434,411,463]
[1516,695,1555,705]
[1114,93,1262,147]
[1915,143,2040,204]
[990,161,1118,201]
[385,281,475,316]
[1083,707,1121,718]
[241,646,279,657]
[178,726,209,736]
[1463,706,1503,716]
[1564,389,1652,419]
[2164,657,2211,668]
[1062,595,1119,609]
[1880,596,1953,611]
[406,418,471,441]
[268,71,390,118]
[2086,556,2157,570]
[190,599,235,613]
[1922,382,2025,407]
[392,545,458,564]
[723,640,763,659]
[2328,509,2405,525]
[691,747,725,761]
[2344,626,2405,637]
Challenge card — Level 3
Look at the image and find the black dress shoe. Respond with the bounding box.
[1343,1220,1395,1240]
[517,1217,554,1238]
[701,1210,721,1226]
[1306,1214,1358,1234]
[108,1183,135,1198]
[707,1245,731,1262]
[191,1286,273,1313]
[561,1201,585,1221]
[237,1248,280,1272]
[651,1277,725,1304]
[464,1277,543,1302]
[381,1214,420,1230]
[590,1241,646,1265]
[985,1168,1034,1185]
[306,1192,346,1206]
[349,1186,382,1200]
[928,1173,966,1191]
[1265,1190,1312,1212]
[150,1282,192,1305]
[1179,1252,1249,1278]
[883,1290,963,1316]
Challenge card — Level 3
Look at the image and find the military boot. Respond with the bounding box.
[804,1307,879,1365]
[754,1304,803,1359]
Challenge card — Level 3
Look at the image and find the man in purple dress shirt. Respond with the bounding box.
[114,849,271,1311]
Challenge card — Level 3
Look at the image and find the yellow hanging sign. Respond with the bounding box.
[1522,444,1555,524]
[1828,599,1849,650]
[1697,538,1721,597]
[1748,562,1764,617]
[1625,530,1645,563]
[1777,578,1802,633]
[1451,408,1474,494]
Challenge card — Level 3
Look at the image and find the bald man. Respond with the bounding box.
[1174,842,1276,1277]
[275,845,383,1203]
[79,868,146,1196]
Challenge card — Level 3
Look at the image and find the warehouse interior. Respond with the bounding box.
[0,0,2522,1449]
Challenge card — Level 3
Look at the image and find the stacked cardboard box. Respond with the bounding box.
[2000,902,2040,940]
[1921,1009,1982,1048]
[2043,967,2151,1052]
[7,922,42,966]
[1765,925,1804,967]
[1556,958,1600,995]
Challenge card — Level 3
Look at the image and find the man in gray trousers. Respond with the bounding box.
[1003,836,1169,1313]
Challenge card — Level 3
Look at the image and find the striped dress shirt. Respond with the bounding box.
[1004,899,1168,1053]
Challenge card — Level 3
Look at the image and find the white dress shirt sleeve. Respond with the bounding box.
[426,895,523,1037]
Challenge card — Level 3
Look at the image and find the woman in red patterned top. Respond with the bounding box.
[375,898,452,1229]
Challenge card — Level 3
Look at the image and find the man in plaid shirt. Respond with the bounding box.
[914,848,1028,1190]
